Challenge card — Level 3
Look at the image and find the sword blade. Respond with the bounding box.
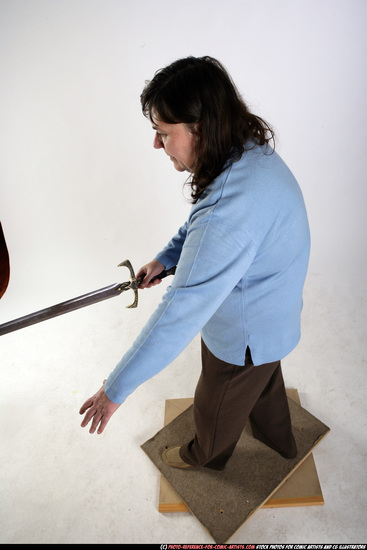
[0,282,128,336]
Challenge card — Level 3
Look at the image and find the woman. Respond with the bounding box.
[80,56,310,471]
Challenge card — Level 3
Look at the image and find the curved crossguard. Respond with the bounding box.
[118,259,142,309]
[118,259,176,309]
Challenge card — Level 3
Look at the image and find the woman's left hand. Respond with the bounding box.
[79,381,121,434]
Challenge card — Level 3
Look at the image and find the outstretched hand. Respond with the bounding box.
[79,381,121,434]
[136,259,165,289]
[79,261,165,434]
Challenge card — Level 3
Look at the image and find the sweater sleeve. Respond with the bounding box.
[104,204,257,404]
[154,222,188,269]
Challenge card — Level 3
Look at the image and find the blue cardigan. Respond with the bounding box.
[105,145,310,404]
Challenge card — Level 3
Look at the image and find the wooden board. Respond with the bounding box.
[158,390,324,512]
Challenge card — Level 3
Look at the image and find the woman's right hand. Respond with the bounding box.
[136,259,166,289]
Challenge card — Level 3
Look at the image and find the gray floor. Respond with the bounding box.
[1,271,366,544]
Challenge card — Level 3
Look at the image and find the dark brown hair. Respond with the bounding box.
[141,56,274,202]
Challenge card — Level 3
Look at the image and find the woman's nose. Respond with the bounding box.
[153,132,164,149]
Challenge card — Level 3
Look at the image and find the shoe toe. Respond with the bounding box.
[162,446,192,469]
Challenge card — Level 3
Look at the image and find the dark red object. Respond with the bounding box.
[0,222,10,299]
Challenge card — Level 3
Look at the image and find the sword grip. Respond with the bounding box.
[151,266,177,282]
[136,265,176,287]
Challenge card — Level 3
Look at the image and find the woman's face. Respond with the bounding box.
[151,114,197,173]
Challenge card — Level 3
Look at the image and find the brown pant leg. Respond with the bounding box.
[249,363,297,458]
[180,340,283,470]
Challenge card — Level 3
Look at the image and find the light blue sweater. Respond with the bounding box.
[105,145,310,404]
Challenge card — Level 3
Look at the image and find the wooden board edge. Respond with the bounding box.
[262,495,325,508]
[159,502,190,513]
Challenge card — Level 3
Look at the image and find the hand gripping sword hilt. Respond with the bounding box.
[118,259,177,309]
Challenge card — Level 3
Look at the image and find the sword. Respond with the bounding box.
[0,259,176,336]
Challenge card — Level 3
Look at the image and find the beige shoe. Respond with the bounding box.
[162,446,193,469]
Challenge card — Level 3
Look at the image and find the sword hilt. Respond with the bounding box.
[118,260,176,309]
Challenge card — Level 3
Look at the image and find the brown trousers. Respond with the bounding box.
[180,340,297,470]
